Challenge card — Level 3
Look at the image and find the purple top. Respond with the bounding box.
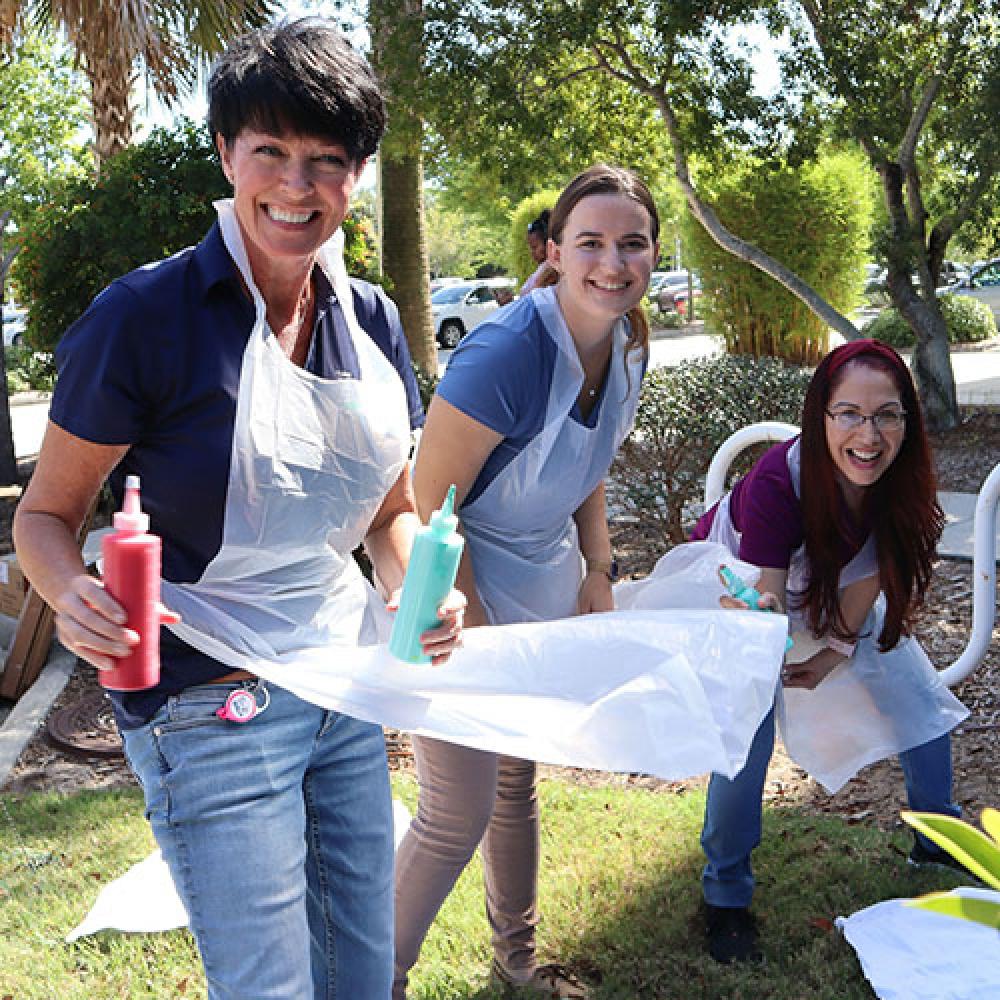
[691,437,868,571]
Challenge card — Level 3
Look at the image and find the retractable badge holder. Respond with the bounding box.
[216,683,270,723]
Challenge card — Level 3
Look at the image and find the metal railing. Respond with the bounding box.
[704,422,998,686]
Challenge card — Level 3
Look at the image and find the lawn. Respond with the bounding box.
[0,775,965,999]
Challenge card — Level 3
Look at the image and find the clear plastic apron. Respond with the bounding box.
[457,285,643,624]
[160,200,410,668]
[704,438,968,792]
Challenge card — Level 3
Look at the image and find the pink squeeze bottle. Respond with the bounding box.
[99,475,173,691]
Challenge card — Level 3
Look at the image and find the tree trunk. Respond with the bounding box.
[380,152,436,373]
[369,0,437,375]
[0,218,20,485]
[879,164,960,431]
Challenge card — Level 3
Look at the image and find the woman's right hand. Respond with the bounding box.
[53,573,139,671]
[719,591,781,612]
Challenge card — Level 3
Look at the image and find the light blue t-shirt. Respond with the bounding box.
[437,296,641,506]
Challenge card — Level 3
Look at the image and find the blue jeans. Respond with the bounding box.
[122,681,394,999]
[701,707,960,908]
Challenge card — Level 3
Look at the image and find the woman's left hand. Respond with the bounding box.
[387,588,467,666]
[781,656,837,690]
[577,572,614,615]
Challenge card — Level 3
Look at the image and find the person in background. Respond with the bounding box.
[691,339,966,964]
[13,19,463,999]
[393,164,659,999]
[519,209,554,295]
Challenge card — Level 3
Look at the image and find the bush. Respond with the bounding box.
[509,190,560,288]
[681,151,874,364]
[13,119,375,351]
[5,347,55,395]
[610,355,811,545]
[863,295,998,347]
[412,366,439,411]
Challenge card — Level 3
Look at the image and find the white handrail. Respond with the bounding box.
[939,461,1000,686]
[703,422,799,507]
[704,422,998,688]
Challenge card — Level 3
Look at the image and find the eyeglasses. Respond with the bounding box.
[825,408,906,432]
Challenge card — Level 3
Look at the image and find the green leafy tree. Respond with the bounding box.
[423,0,1000,429]
[682,150,873,363]
[12,121,375,351]
[0,0,278,168]
[0,30,90,483]
[425,192,507,278]
[783,0,1000,428]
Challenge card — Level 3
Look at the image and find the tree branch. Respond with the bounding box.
[649,86,860,343]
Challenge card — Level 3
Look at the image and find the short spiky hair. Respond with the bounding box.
[207,18,386,164]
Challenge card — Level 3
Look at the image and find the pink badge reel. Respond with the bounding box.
[216,684,269,723]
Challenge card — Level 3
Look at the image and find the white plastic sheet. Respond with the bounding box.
[66,800,413,941]
[837,891,1000,999]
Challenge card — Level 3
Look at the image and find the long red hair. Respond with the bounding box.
[797,339,942,650]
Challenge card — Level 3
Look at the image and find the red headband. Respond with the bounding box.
[825,338,906,379]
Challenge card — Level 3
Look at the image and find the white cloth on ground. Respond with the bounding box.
[836,891,1000,1000]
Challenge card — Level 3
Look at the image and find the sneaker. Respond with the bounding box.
[704,904,762,965]
[491,958,590,998]
[908,839,982,881]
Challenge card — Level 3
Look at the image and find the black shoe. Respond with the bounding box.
[908,839,981,881]
[704,904,762,964]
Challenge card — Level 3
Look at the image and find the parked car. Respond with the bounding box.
[429,276,464,294]
[431,278,515,348]
[942,258,1000,323]
[655,271,701,314]
[1,304,26,347]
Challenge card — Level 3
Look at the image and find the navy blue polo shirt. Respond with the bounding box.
[50,222,424,727]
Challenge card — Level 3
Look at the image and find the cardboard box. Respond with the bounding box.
[0,553,28,619]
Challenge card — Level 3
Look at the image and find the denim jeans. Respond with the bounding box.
[122,681,394,1000]
[700,707,960,908]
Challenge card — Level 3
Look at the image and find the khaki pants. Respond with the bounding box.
[393,735,539,998]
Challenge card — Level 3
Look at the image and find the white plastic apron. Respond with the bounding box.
[704,438,968,792]
[160,200,410,667]
[457,286,643,624]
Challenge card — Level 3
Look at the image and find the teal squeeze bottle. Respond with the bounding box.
[718,565,794,652]
[389,485,465,664]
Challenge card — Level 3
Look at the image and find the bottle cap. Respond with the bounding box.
[430,484,458,537]
[113,475,150,534]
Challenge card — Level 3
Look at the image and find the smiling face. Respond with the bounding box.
[548,192,657,340]
[825,361,906,500]
[217,128,361,283]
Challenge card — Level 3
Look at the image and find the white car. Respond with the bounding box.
[944,259,1000,323]
[431,278,515,348]
[2,305,26,347]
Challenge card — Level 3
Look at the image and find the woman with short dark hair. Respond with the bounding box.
[14,18,463,998]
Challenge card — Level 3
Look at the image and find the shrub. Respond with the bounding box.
[509,190,560,288]
[681,151,874,364]
[5,347,56,395]
[863,295,998,347]
[610,355,811,545]
[13,119,375,351]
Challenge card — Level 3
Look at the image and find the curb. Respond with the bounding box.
[0,646,75,789]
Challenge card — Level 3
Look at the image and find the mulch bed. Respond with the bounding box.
[2,408,999,840]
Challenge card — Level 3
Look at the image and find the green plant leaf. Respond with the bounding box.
[901,811,1000,890]
[982,808,1000,846]
[905,891,1000,931]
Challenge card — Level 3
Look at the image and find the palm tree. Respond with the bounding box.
[0,0,279,168]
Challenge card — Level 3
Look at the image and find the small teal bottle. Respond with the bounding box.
[719,565,794,652]
[389,485,465,664]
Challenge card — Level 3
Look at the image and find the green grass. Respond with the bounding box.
[0,777,967,999]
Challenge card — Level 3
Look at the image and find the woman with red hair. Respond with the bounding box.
[690,339,968,964]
